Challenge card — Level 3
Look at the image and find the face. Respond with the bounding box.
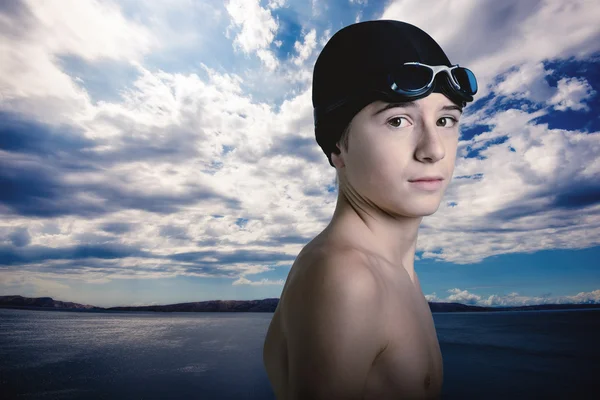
[331,93,461,218]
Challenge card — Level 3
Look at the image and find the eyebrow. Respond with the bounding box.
[373,101,463,116]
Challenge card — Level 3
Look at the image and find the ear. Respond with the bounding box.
[331,145,345,168]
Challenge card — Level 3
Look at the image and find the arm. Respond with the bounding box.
[283,250,388,400]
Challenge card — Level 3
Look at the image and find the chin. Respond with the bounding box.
[415,207,440,217]
[402,200,442,217]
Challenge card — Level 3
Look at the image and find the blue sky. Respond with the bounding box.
[0,0,599,308]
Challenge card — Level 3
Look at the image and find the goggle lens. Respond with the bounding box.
[451,67,478,95]
[394,64,433,92]
[389,63,478,97]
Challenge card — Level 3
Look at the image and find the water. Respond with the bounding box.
[434,310,600,398]
[0,308,598,399]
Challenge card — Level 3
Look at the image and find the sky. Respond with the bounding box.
[0,0,599,308]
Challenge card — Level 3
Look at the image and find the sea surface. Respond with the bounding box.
[0,308,598,399]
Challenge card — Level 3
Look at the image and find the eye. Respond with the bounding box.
[387,116,411,128]
[437,117,458,127]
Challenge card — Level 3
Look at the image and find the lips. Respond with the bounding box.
[408,179,444,191]
[408,177,444,182]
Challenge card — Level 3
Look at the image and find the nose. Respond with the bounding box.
[414,119,445,163]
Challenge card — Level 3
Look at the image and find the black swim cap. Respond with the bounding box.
[313,20,468,167]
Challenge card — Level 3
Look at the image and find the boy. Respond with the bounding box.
[263,20,477,399]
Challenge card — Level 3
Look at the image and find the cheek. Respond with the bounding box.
[346,136,408,190]
[345,137,377,187]
[444,135,459,167]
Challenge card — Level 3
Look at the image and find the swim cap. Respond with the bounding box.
[312,20,468,167]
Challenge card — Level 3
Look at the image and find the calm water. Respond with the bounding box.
[0,308,598,399]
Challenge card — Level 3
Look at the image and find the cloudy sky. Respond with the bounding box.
[1,0,599,308]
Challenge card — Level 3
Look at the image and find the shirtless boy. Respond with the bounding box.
[263,20,478,399]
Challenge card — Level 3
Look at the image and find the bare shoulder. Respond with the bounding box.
[282,247,388,399]
[282,245,384,319]
[291,244,378,290]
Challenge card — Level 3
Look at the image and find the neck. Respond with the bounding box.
[324,183,423,282]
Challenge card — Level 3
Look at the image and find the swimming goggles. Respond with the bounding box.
[313,62,478,124]
[388,62,478,99]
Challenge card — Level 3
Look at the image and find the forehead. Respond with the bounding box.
[367,94,463,115]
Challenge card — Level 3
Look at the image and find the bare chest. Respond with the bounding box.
[362,278,444,399]
[263,249,443,399]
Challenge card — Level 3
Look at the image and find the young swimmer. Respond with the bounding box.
[263,20,478,399]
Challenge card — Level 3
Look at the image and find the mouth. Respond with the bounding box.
[408,179,444,191]
[408,177,444,182]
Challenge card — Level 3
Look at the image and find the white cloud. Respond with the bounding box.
[375,0,600,264]
[267,0,286,9]
[1,0,599,302]
[494,62,554,102]
[233,276,286,285]
[424,292,439,302]
[492,63,596,112]
[447,288,481,305]
[22,0,157,62]
[225,0,280,70]
[416,104,600,264]
[319,29,332,47]
[0,50,332,285]
[0,272,71,298]
[292,29,317,66]
[569,289,600,304]
[429,288,600,307]
[549,76,597,111]
[0,0,159,125]
[257,48,280,71]
[311,0,323,17]
[381,0,600,101]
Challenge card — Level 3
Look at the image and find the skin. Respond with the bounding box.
[328,92,461,283]
[263,92,462,399]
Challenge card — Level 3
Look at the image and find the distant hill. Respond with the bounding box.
[108,298,281,313]
[427,302,600,313]
[1,295,599,313]
[0,295,100,310]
